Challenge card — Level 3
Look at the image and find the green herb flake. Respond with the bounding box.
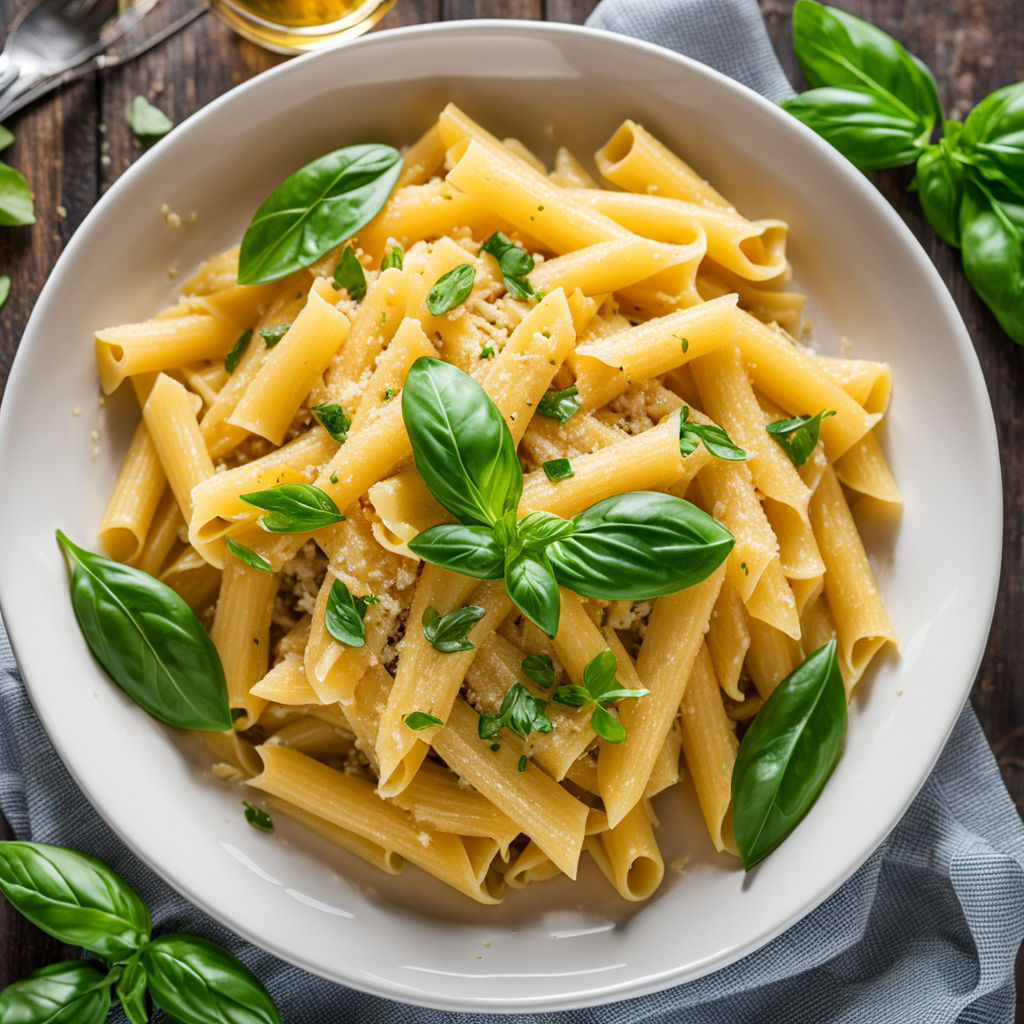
[224,328,253,373]
[490,742,501,752]
[422,604,486,653]
[679,406,747,461]
[427,262,476,315]
[242,801,274,833]
[552,649,648,744]
[403,711,444,730]
[536,384,580,424]
[0,126,13,152]
[325,579,375,648]
[0,275,9,311]
[240,482,345,533]
[312,400,351,443]
[543,458,574,482]
[329,472,339,484]
[332,244,367,301]
[517,754,528,773]
[226,537,273,573]
[674,333,690,353]
[383,388,396,402]
[521,653,555,688]
[765,409,836,466]
[127,96,173,147]
[480,346,495,359]
[478,682,552,741]
[381,244,404,270]
[259,323,290,348]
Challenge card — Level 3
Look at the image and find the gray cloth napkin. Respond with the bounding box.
[2,1,1023,1021]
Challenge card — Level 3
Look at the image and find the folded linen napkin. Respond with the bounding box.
[2,2,1023,1022]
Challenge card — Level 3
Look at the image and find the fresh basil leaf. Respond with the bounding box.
[547,492,734,601]
[56,532,231,731]
[127,96,173,147]
[582,648,618,695]
[402,357,522,527]
[480,231,536,299]
[142,934,281,1024]
[517,754,528,772]
[239,483,345,532]
[551,684,590,708]
[478,682,552,741]
[258,323,289,348]
[408,523,506,579]
[960,177,1024,344]
[516,511,575,549]
[404,711,444,730]
[590,704,626,744]
[914,136,966,247]
[226,537,273,574]
[0,961,111,1024]
[224,329,253,373]
[0,841,151,960]
[542,458,574,481]
[961,81,1024,201]
[422,604,486,653]
[782,86,930,170]
[551,648,645,745]
[0,126,13,152]
[243,801,274,833]
[535,385,580,424]
[381,244,404,270]
[332,244,367,301]
[731,639,847,870]
[679,407,747,461]
[311,400,351,443]
[0,275,9,312]
[505,548,561,637]
[765,410,836,466]
[521,653,555,688]
[426,262,475,315]
[0,163,35,226]
[238,143,402,286]
[116,952,149,1024]
[790,0,942,139]
[324,579,375,648]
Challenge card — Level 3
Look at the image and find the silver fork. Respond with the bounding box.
[0,0,208,122]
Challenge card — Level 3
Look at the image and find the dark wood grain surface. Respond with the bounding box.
[1,0,1022,1013]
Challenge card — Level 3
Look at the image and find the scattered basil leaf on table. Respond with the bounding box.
[381,244,403,270]
[311,400,351,443]
[678,407,747,461]
[224,328,252,373]
[0,163,35,226]
[332,243,367,300]
[404,711,444,731]
[505,547,561,637]
[0,274,9,312]
[731,638,847,870]
[552,649,648,744]
[324,579,377,648]
[426,262,476,315]
[0,960,112,1024]
[243,801,274,833]
[521,653,555,689]
[237,143,402,286]
[258,323,289,348]
[765,409,835,467]
[142,934,281,1024]
[408,523,507,580]
[226,537,273,573]
[0,841,151,960]
[239,483,345,532]
[543,457,574,481]
[422,604,486,653]
[0,125,13,151]
[116,951,148,1024]
[55,531,231,731]
[480,231,536,299]
[127,96,173,147]
[478,682,552,741]
[960,81,1024,201]
[536,384,580,424]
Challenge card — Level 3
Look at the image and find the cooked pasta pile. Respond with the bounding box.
[93,104,898,904]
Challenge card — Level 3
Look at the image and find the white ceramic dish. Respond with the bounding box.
[0,21,1001,1012]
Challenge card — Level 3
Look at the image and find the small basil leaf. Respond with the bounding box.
[0,126,13,151]
[480,231,536,299]
[582,649,618,695]
[782,86,930,170]
[324,579,374,648]
[127,96,173,147]
[0,163,35,226]
[521,653,555,688]
[547,492,734,601]
[258,323,289,348]
[0,961,111,1024]
[679,407,747,461]
[381,244,404,270]
[551,684,591,708]
[960,177,1024,344]
[961,81,1024,201]
[142,933,281,1024]
[332,244,367,301]
[402,357,522,526]
[408,524,506,579]
[404,711,444,730]
[426,263,476,315]
[517,511,575,549]
[243,801,274,833]
[790,0,942,134]
[535,385,580,424]
[116,952,149,1024]
[542,458,574,481]
[422,604,486,653]
[731,639,847,870]
[311,400,351,443]
[590,704,626,744]
[238,143,402,286]
[505,548,561,637]
[0,275,9,311]
[0,841,151,960]
[914,139,966,247]
[239,483,345,532]
[56,531,231,731]
[765,410,836,466]
[482,682,552,740]
[226,537,273,574]
[224,329,253,373]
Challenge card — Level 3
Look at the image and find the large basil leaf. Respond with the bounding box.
[731,639,846,870]
[56,532,231,731]
[961,81,1024,201]
[546,492,734,601]
[0,961,111,1024]
[143,934,281,1024]
[402,357,522,527]
[782,86,930,171]
[915,137,966,247]
[960,178,1024,345]
[324,579,375,648]
[238,143,402,285]
[505,549,560,637]
[116,952,149,1024]
[0,842,150,960]
[790,0,942,141]
[408,524,506,579]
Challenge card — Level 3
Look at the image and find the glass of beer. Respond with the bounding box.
[210,0,397,53]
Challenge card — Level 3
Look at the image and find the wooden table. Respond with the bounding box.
[1,0,1022,1013]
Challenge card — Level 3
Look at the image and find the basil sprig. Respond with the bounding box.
[783,1,1024,344]
[56,532,231,731]
[0,841,281,1024]
[311,400,351,443]
[426,263,476,315]
[324,579,378,647]
[478,682,552,741]
[422,604,486,653]
[731,639,847,869]
[552,649,648,744]
[332,244,367,300]
[238,143,402,285]
[766,409,836,466]
[403,358,734,635]
[479,231,536,299]
[240,483,345,532]
[679,407,747,461]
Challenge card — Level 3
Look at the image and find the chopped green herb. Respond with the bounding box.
[383,388,396,401]
[479,682,552,741]
[673,333,690,353]
[239,482,345,532]
[521,653,555,688]
[480,346,495,359]
[479,231,536,300]
[427,262,475,315]
[379,312,387,325]
[766,409,836,466]
[543,458,574,482]
[127,95,173,147]
[552,649,648,744]
[224,328,252,373]
[324,579,376,648]
[332,244,367,300]
[490,742,501,752]
[517,754,528,773]
[231,708,248,722]
[226,537,272,573]
[422,604,486,653]
[329,472,339,484]
[259,323,290,348]
[312,400,351,443]
[679,406,747,461]
[381,244,404,270]
[403,711,444,730]
[740,561,749,575]
[242,801,273,833]
[536,385,580,424]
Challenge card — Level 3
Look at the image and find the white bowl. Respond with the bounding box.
[0,21,1001,1012]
